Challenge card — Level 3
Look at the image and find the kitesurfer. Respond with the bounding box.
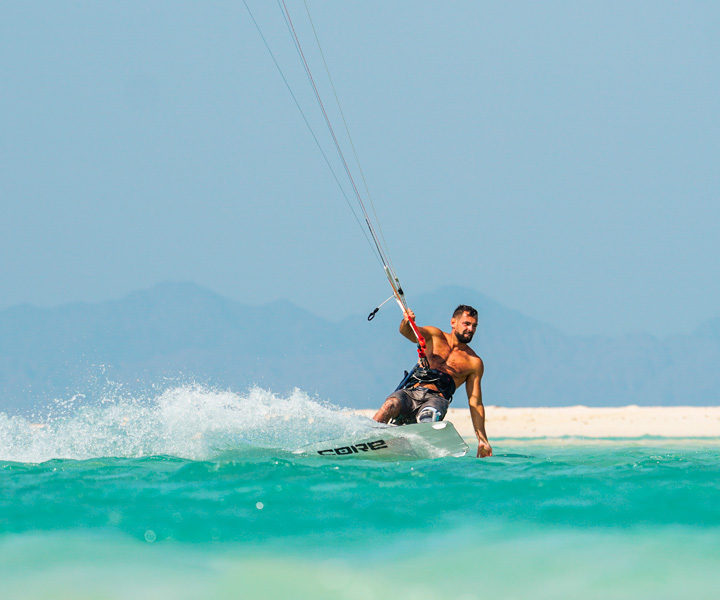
[373,305,492,458]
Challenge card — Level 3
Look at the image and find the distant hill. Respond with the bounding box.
[1,282,718,412]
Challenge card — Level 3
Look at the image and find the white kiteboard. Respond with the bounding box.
[293,421,468,460]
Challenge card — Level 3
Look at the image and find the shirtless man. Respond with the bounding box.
[373,305,492,458]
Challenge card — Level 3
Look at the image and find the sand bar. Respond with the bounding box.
[353,406,720,438]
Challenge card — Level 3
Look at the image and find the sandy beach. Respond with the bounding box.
[354,406,720,438]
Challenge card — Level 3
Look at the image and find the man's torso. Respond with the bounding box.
[418,329,479,392]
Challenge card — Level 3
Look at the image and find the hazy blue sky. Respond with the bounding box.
[2,1,719,337]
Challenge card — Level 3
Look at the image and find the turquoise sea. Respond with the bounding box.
[1,386,718,599]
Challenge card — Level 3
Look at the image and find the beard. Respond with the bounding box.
[456,330,475,343]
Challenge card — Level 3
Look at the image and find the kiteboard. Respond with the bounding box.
[293,421,468,460]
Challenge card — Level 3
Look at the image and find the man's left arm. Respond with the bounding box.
[466,363,492,458]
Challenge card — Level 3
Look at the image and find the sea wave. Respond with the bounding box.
[0,385,375,463]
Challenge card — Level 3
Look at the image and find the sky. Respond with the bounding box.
[1,1,719,338]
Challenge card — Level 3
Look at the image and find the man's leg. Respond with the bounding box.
[373,395,402,423]
[415,395,449,423]
[416,406,442,422]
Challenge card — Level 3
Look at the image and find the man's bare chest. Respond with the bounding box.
[428,344,470,378]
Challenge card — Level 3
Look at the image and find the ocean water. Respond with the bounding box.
[1,386,719,599]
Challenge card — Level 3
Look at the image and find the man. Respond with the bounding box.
[373,305,492,458]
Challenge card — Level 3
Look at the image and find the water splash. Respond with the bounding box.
[0,386,375,464]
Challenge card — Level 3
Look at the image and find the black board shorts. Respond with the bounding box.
[388,386,450,425]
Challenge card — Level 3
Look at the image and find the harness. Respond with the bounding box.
[395,364,457,401]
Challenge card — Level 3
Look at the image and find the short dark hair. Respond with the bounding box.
[453,304,478,319]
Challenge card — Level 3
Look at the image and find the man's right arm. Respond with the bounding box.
[399,311,419,342]
[399,310,439,344]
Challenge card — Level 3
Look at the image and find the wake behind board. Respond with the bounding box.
[293,421,468,460]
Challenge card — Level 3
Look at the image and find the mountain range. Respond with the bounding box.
[1,282,718,412]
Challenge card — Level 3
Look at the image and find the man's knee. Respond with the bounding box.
[384,396,401,410]
[373,395,402,422]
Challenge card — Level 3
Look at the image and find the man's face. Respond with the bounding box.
[451,312,478,343]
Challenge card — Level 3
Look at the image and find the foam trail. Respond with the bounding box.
[0,386,375,464]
